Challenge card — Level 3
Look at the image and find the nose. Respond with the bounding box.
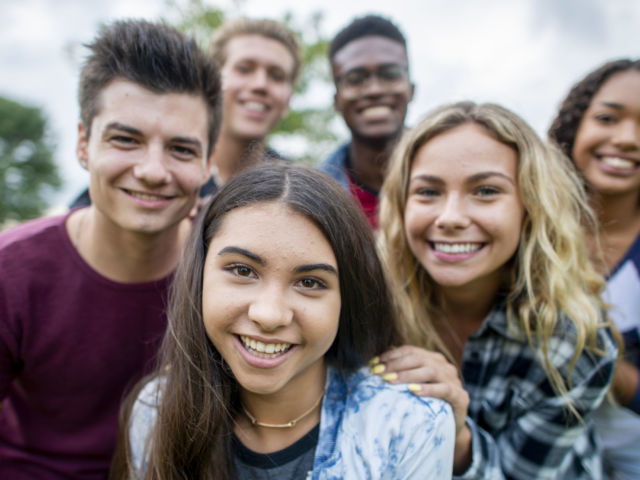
[249,68,269,91]
[360,74,386,96]
[132,143,172,186]
[612,119,640,150]
[434,194,470,231]
[248,284,293,332]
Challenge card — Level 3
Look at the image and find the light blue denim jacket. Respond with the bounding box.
[129,366,455,479]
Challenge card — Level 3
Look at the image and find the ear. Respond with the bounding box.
[333,90,342,114]
[204,148,216,181]
[408,82,416,103]
[76,123,89,171]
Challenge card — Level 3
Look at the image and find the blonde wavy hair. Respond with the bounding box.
[379,101,612,413]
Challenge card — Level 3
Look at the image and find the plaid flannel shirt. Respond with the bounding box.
[456,303,617,480]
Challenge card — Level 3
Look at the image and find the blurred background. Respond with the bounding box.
[1,0,638,224]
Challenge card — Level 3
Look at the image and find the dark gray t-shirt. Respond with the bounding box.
[233,424,318,479]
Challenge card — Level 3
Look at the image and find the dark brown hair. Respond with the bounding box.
[111,162,401,479]
[78,19,223,156]
[548,58,640,158]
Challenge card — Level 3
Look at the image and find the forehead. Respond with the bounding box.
[332,35,407,74]
[412,123,518,177]
[591,70,640,106]
[93,79,209,137]
[212,202,337,265]
[223,34,295,71]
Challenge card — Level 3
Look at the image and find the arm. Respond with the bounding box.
[612,359,640,414]
[376,340,616,479]
[389,395,456,480]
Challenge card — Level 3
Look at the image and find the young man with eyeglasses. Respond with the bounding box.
[320,14,414,228]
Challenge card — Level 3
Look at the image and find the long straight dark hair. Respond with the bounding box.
[110,163,401,479]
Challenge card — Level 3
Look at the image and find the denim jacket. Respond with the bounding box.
[319,142,350,192]
[129,366,455,479]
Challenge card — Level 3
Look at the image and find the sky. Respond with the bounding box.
[1,0,638,208]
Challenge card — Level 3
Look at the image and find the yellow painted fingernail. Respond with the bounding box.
[370,363,385,374]
[408,383,421,393]
[368,356,380,366]
[382,372,397,381]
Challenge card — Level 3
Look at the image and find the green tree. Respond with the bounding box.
[0,96,61,226]
[165,0,339,164]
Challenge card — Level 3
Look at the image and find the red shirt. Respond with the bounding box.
[346,170,379,229]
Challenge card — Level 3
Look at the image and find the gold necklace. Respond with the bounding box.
[241,390,324,429]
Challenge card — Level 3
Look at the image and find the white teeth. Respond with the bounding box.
[244,101,268,112]
[601,156,636,169]
[361,105,391,118]
[240,336,292,358]
[129,191,166,201]
[433,243,482,254]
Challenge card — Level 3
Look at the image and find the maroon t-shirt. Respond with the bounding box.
[0,212,170,479]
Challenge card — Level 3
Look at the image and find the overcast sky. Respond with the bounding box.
[1,0,638,207]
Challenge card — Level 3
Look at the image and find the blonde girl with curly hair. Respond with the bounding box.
[375,101,618,479]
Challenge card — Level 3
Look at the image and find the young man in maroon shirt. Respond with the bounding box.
[0,20,221,479]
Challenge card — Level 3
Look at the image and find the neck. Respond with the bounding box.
[436,284,500,364]
[68,207,187,283]
[234,361,326,453]
[591,189,640,232]
[588,189,640,272]
[213,134,266,185]
[348,136,399,192]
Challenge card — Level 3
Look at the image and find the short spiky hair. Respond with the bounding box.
[329,14,407,61]
[548,58,640,159]
[78,19,223,156]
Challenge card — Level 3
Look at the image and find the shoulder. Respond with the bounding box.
[0,213,67,251]
[129,377,163,473]
[319,143,350,172]
[335,367,454,438]
[317,368,455,477]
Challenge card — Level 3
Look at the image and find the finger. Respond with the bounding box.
[390,365,462,386]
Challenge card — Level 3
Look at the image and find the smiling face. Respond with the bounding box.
[77,79,210,236]
[572,70,640,199]
[219,34,295,142]
[202,202,341,398]
[404,123,524,298]
[332,35,414,144]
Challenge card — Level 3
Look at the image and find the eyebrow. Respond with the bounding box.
[598,101,624,110]
[218,246,264,265]
[410,171,516,186]
[294,264,338,276]
[217,246,338,275]
[103,122,142,137]
[103,122,203,151]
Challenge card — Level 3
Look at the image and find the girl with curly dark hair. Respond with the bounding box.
[549,58,640,480]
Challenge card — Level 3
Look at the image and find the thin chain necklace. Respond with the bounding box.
[241,390,324,429]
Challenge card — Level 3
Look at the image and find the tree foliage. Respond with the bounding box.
[0,96,60,226]
[165,0,339,164]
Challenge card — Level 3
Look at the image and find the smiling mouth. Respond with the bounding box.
[599,155,638,169]
[243,101,269,113]
[123,189,172,201]
[360,105,392,118]
[432,242,483,254]
[239,335,293,359]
